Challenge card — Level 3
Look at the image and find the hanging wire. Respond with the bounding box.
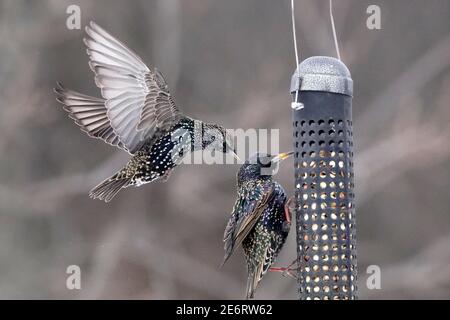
[291,0,300,69]
[291,0,342,105]
[291,0,301,106]
[329,0,341,60]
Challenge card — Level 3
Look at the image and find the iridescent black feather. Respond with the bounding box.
[223,154,291,299]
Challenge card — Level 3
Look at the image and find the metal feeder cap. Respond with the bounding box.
[290,56,353,97]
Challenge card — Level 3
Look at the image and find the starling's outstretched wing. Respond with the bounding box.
[84,21,182,153]
[222,182,274,265]
[54,82,126,151]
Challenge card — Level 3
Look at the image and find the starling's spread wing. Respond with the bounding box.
[84,22,182,153]
[54,82,126,151]
[222,183,274,265]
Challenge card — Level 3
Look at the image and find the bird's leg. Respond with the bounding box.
[269,258,299,279]
[270,246,310,278]
[269,197,298,278]
[284,196,295,224]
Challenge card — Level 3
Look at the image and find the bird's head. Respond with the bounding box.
[237,152,293,186]
[202,123,239,161]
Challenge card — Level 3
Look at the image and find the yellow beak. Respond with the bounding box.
[272,151,294,163]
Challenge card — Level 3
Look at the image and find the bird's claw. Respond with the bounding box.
[269,258,299,279]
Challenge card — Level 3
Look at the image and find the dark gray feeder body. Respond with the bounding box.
[291,56,357,300]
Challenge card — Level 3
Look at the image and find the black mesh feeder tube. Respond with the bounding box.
[291,56,357,300]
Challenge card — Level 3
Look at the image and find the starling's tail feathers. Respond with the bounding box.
[245,255,268,299]
[245,274,257,300]
[89,174,131,202]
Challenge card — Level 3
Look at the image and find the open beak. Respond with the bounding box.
[231,150,241,162]
[271,151,294,163]
[225,135,241,162]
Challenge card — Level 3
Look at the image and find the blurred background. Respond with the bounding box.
[0,0,449,299]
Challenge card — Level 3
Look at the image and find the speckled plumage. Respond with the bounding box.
[223,154,291,299]
[88,118,196,201]
[54,22,234,202]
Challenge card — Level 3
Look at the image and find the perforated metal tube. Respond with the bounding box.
[291,56,357,300]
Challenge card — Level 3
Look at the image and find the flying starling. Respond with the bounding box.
[54,22,238,202]
[222,152,294,299]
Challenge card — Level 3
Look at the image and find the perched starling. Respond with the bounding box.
[54,22,238,202]
[222,152,294,299]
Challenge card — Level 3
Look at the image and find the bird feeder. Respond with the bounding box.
[291,56,357,300]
